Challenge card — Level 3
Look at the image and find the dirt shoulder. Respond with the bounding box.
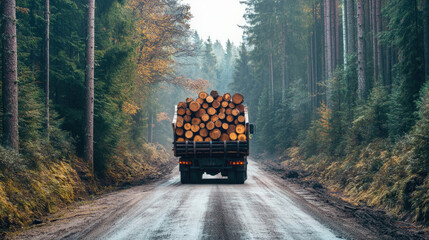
[256,156,429,240]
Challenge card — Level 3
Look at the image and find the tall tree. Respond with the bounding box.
[45,0,50,139]
[424,0,429,81]
[84,0,95,171]
[1,0,19,150]
[356,0,366,99]
[346,0,356,55]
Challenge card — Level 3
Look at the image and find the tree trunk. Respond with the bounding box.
[371,0,378,83]
[269,47,274,104]
[1,0,19,150]
[84,0,95,171]
[333,0,340,69]
[346,0,356,54]
[45,0,50,140]
[375,0,383,84]
[424,0,429,81]
[342,0,347,68]
[324,0,333,105]
[281,21,287,99]
[357,0,366,99]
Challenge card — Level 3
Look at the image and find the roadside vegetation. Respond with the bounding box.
[233,0,429,225]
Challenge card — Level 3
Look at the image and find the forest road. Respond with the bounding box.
[14,160,388,240]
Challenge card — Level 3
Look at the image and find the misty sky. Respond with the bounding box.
[182,0,247,46]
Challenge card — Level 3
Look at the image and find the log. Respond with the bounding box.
[194,135,203,142]
[178,102,187,108]
[191,124,200,133]
[186,109,192,115]
[221,101,229,108]
[215,120,222,128]
[223,93,231,101]
[218,112,226,120]
[177,116,184,123]
[210,90,219,99]
[220,133,230,141]
[207,107,217,115]
[200,128,208,137]
[201,114,210,122]
[229,132,238,141]
[185,130,193,139]
[216,96,223,102]
[219,108,226,113]
[177,137,185,142]
[212,100,221,108]
[234,119,239,125]
[232,93,244,104]
[177,108,186,116]
[211,115,219,122]
[236,104,245,112]
[189,101,201,112]
[238,134,247,141]
[176,120,184,128]
[176,128,184,136]
[191,118,201,125]
[199,123,205,129]
[227,125,236,134]
[206,121,215,130]
[232,109,240,116]
[237,115,245,123]
[225,108,232,115]
[195,109,203,118]
[222,123,229,130]
[228,102,235,109]
[209,129,221,140]
[196,98,204,104]
[184,123,191,131]
[236,124,245,134]
[206,95,214,103]
[226,115,234,123]
[184,115,191,122]
[186,97,193,103]
[205,137,212,142]
[199,92,208,99]
[202,103,209,109]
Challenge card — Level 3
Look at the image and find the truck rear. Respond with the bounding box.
[172,91,254,184]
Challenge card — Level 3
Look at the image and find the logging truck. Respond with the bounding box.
[172,91,255,184]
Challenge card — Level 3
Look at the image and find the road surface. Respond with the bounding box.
[14,160,394,240]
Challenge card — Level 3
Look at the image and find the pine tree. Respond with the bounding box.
[1,0,19,150]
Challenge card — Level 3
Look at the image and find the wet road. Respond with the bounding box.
[15,160,353,240]
[80,161,341,240]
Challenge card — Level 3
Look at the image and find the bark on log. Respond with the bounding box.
[223,93,231,101]
[232,93,244,104]
[209,129,221,140]
[194,135,203,142]
[199,92,208,99]
[210,90,219,99]
[189,101,201,112]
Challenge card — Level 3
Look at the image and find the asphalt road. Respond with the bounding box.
[14,160,375,240]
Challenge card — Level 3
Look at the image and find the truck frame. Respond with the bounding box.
[172,107,254,184]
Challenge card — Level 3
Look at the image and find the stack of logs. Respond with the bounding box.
[175,90,247,142]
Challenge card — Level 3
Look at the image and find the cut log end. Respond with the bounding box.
[189,101,201,112]
[198,92,208,99]
[232,93,244,105]
[194,135,203,142]
[209,129,221,140]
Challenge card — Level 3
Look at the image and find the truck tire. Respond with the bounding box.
[236,171,245,184]
[190,169,202,184]
[228,170,236,184]
[180,171,190,184]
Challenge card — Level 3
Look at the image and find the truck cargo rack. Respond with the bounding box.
[173,140,249,158]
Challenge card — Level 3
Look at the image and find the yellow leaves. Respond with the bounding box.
[123,101,140,115]
[156,112,170,122]
[317,102,331,136]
